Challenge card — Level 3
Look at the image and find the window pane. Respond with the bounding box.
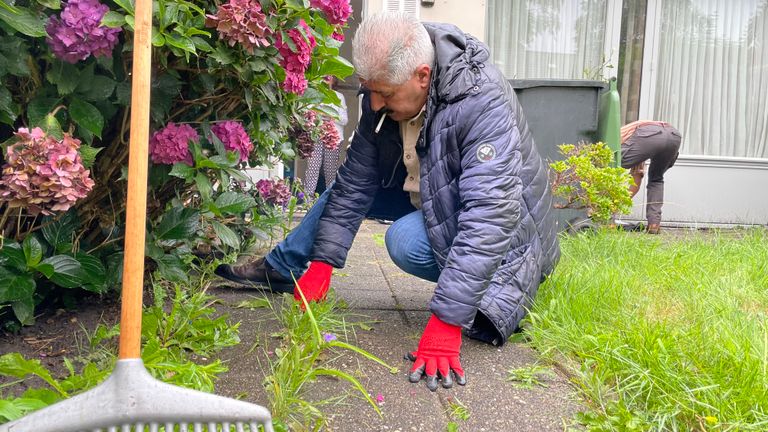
[653,0,768,157]
[486,0,609,79]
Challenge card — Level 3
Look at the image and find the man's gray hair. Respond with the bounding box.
[352,12,435,85]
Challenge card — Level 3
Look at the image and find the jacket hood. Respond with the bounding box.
[424,22,490,104]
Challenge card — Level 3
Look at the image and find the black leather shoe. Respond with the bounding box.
[214,257,295,293]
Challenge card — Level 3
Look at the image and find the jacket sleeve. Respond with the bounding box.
[429,84,523,329]
[309,93,381,267]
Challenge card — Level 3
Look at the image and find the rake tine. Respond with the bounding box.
[150,424,159,432]
[165,423,174,431]
[180,422,189,432]
[194,423,203,432]
[208,423,217,432]
[236,423,245,432]
[136,423,145,432]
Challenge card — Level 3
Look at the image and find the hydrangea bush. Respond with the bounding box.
[0,0,354,325]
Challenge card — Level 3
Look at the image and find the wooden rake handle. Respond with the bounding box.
[118,0,152,360]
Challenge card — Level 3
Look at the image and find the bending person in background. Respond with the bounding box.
[620,120,682,234]
[304,77,348,197]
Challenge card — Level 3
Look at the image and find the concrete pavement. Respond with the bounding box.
[212,219,581,431]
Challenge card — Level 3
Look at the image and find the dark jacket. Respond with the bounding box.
[311,23,560,344]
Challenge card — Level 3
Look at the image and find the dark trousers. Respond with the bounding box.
[621,124,682,225]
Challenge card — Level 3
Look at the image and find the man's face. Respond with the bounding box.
[362,64,431,121]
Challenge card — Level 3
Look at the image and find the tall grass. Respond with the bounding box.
[526,229,768,431]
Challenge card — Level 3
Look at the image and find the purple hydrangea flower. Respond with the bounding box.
[211,121,253,162]
[256,178,291,206]
[149,123,199,166]
[46,0,122,63]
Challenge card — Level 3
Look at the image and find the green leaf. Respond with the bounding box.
[12,297,35,325]
[316,55,355,79]
[0,6,46,37]
[78,75,116,101]
[100,10,125,27]
[152,31,165,47]
[41,255,83,288]
[191,36,213,52]
[154,207,200,241]
[74,253,107,293]
[169,163,195,180]
[0,243,27,271]
[69,98,104,138]
[284,0,309,10]
[214,192,256,215]
[0,86,18,125]
[46,62,80,95]
[27,97,60,127]
[195,173,212,200]
[35,0,61,9]
[155,253,189,283]
[41,113,64,140]
[41,212,76,253]
[78,144,103,169]
[112,0,134,14]
[0,270,35,303]
[0,353,67,396]
[210,220,240,249]
[22,235,43,267]
[33,263,54,278]
[209,46,234,65]
[0,397,49,422]
[164,34,195,55]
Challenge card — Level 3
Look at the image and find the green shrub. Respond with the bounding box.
[549,142,633,223]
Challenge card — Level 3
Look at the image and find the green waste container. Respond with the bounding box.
[510,78,621,232]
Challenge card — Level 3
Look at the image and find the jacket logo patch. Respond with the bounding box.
[476,143,496,162]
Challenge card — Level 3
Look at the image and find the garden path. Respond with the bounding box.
[212,219,582,431]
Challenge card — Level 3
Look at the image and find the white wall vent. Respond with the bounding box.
[383,0,420,18]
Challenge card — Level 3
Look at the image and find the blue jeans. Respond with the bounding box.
[266,188,440,282]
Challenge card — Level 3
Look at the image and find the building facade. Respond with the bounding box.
[350,0,768,226]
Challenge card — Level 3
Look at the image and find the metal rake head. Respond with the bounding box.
[0,360,273,432]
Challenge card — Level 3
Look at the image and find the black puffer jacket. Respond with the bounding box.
[311,23,559,344]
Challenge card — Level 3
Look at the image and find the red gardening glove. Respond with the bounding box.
[294,261,333,305]
[407,314,466,391]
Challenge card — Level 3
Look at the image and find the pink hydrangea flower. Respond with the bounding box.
[331,31,345,42]
[310,0,352,26]
[210,121,253,162]
[320,117,341,151]
[256,178,291,206]
[276,20,316,95]
[149,123,199,166]
[205,0,271,53]
[0,127,95,215]
[46,0,122,63]
[283,71,308,94]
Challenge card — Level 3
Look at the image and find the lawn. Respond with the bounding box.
[526,228,768,431]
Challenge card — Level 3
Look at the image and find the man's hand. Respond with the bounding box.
[294,261,333,305]
[407,314,466,391]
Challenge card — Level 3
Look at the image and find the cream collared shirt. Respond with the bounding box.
[399,107,426,209]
